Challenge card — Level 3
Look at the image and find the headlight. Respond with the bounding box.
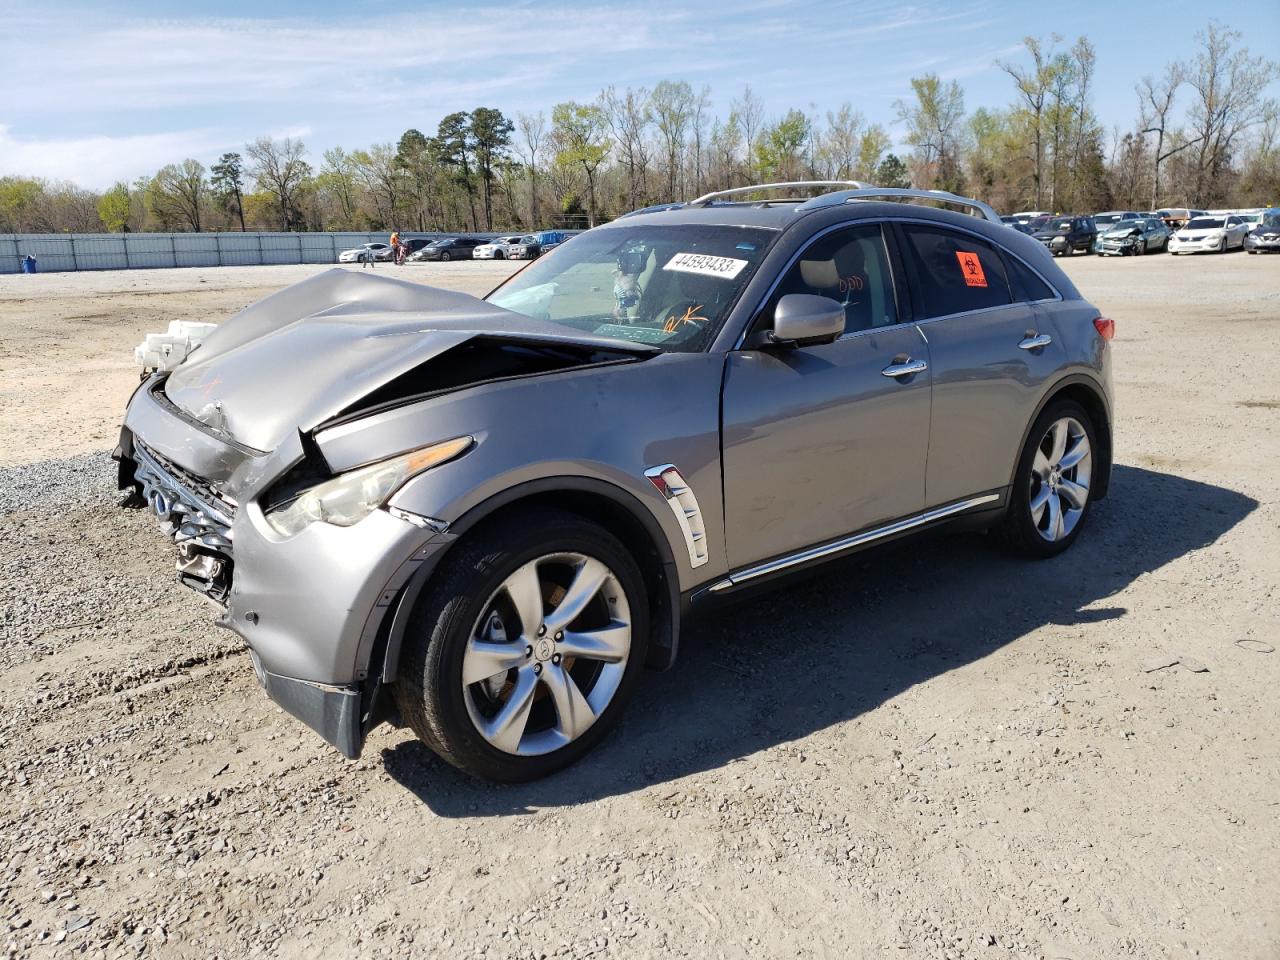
[264,436,473,537]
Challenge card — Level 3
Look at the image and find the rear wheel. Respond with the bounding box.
[995,399,1098,559]
[394,509,649,782]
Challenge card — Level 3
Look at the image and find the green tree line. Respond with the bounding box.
[1,21,1274,235]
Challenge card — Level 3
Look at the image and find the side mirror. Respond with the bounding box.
[768,294,845,347]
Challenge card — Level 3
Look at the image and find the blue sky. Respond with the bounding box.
[1,0,1276,188]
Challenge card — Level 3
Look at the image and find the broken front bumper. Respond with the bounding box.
[117,389,453,758]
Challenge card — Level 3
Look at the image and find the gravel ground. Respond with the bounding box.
[1,254,1277,960]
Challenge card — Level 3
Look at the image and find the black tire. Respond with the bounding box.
[1134,240,1145,256]
[394,508,650,782]
[440,251,452,261]
[494,251,504,260]
[993,398,1098,559]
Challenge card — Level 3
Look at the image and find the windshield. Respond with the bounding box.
[1186,218,1224,230]
[1094,214,1123,225]
[1048,217,1073,232]
[487,224,776,352]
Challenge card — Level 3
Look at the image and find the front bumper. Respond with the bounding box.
[1099,240,1138,256]
[118,389,452,757]
[1168,236,1221,253]
[1246,234,1280,252]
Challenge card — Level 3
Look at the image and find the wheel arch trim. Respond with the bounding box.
[1011,373,1113,500]
[371,475,685,687]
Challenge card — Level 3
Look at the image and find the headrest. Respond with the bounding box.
[799,258,839,289]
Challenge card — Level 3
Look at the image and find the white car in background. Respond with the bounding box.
[473,236,523,260]
[337,242,393,263]
[1168,215,1249,254]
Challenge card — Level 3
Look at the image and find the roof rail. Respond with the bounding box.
[687,180,875,207]
[797,187,1002,224]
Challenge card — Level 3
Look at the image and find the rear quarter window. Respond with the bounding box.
[898,224,1013,318]
[1003,253,1056,302]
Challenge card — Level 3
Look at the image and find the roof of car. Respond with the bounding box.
[600,198,1005,235]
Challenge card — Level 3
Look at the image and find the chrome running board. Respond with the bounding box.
[706,493,1001,594]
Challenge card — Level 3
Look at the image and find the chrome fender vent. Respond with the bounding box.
[645,464,709,569]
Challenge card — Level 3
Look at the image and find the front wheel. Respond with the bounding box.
[440,251,452,262]
[394,508,649,782]
[994,400,1098,559]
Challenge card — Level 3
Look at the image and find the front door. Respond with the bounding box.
[721,223,931,569]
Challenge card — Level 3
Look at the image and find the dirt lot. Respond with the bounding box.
[1,253,1277,960]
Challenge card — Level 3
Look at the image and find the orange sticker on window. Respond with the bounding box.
[955,251,988,287]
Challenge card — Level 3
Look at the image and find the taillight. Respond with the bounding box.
[1093,317,1115,341]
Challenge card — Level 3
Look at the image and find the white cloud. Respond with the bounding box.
[0,124,229,189]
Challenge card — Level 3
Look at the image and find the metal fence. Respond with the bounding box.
[0,231,511,274]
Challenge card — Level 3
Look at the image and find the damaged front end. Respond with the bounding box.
[130,438,236,605]
[116,269,656,759]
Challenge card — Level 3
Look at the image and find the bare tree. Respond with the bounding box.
[245,137,311,231]
[895,74,967,191]
[1184,22,1274,204]
[1138,62,1186,208]
[999,35,1063,207]
[601,86,652,211]
[651,80,695,201]
[691,85,712,197]
[516,111,546,227]
[731,85,765,168]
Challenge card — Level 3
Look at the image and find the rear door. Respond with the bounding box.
[721,222,931,569]
[893,221,1067,508]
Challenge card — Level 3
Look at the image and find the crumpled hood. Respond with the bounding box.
[164,269,638,451]
[1102,226,1140,238]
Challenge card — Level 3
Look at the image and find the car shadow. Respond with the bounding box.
[381,465,1256,815]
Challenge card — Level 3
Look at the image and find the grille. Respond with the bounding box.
[135,441,238,521]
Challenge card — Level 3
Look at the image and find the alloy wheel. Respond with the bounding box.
[462,552,631,756]
[1028,416,1092,543]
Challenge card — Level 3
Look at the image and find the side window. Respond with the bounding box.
[1004,254,1056,303]
[898,224,1012,318]
[765,224,898,335]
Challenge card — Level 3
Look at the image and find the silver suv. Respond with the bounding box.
[116,182,1114,781]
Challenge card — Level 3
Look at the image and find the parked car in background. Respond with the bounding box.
[338,242,394,263]
[1157,209,1208,231]
[398,238,433,258]
[505,235,543,260]
[1031,216,1097,256]
[532,230,570,253]
[1244,210,1280,254]
[114,181,1113,781]
[1097,217,1169,256]
[1168,215,1249,254]
[1000,215,1035,235]
[1090,212,1142,253]
[410,237,490,262]
[474,237,524,260]
[1009,211,1052,227]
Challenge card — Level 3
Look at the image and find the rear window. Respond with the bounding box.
[898,225,1012,318]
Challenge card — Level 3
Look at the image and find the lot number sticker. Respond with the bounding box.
[663,252,748,279]
[955,251,987,288]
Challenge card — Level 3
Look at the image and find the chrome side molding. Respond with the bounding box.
[708,493,1002,593]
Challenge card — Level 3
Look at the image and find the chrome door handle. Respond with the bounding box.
[881,358,928,378]
[1019,333,1053,350]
